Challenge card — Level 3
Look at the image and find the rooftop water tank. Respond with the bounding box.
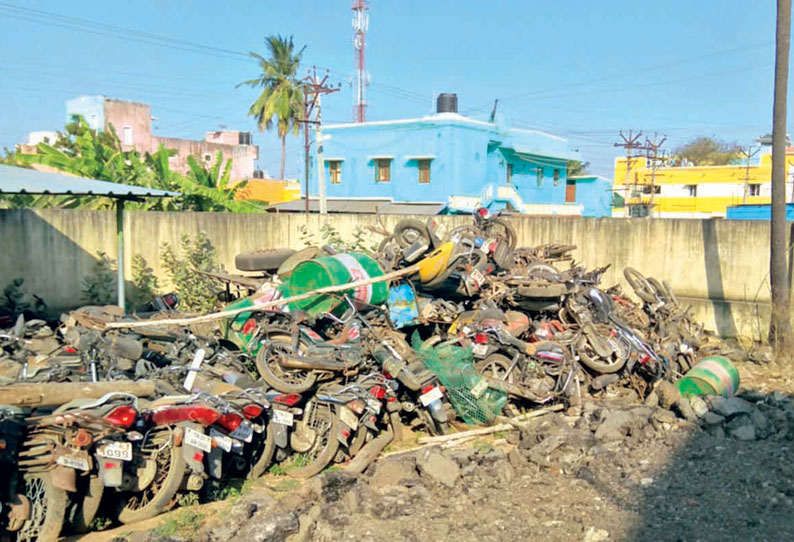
[436,93,458,114]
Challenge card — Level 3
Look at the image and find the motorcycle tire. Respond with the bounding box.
[15,472,68,542]
[443,225,480,243]
[69,474,104,534]
[475,354,515,383]
[248,421,278,479]
[484,219,517,249]
[576,335,627,374]
[256,331,317,394]
[419,408,450,436]
[235,249,296,272]
[623,267,657,305]
[290,401,341,478]
[117,431,187,524]
[393,219,430,249]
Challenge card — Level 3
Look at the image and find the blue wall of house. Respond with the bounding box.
[572,176,613,217]
[66,95,105,131]
[307,114,579,208]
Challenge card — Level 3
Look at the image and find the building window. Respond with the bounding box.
[642,185,661,194]
[376,159,391,183]
[327,160,342,184]
[553,168,560,186]
[685,184,697,197]
[239,132,252,145]
[749,183,761,196]
[537,167,544,187]
[506,163,513,184]
[123,125,133,145]
[203,153,212,163]
[418,159,431,184]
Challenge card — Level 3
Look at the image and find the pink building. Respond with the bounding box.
[65,95,259,181]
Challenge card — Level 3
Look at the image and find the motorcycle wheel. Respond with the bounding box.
[69,474,104,534]
[117,429,186,524]
[248,421,278,479]
[443,225,480,243]
[290,400,340,478]
[419,408,450,436]
[623,268,658,304]
[16,472,68,542]
[475,354,515,383]
[576,335,627,374]
[393,219,430,248]
[256,331,317,394]
[484,219,517,249]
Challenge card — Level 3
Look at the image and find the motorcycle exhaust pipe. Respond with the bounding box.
[279,355,349,371]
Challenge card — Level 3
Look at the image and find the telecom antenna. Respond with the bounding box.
[351,0,369,122]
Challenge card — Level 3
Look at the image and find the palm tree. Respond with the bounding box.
[239,35,305,180]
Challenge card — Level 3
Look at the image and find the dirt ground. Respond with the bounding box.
[71,360,794,542]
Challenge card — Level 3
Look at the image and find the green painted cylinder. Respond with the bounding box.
[677,355,740,398]
[288,253,387,316]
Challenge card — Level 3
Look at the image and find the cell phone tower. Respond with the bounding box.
[351,0,369,123]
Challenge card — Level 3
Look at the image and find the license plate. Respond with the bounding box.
[419,386,443,406]
[470,378,488,398]
[272,409,294,426]
[229,421,254,442]
[472,343,489,358]
[184,426,212,453]
[338,406,359,430]
[210,428,232,453]
[57,453,89,471]
[97,441,132,461]
[469,268,486,287]
[183,348,206,392]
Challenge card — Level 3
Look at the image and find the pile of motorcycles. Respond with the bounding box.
[0,208,722,541]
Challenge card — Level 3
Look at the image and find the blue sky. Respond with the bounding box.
[0,0,787,178]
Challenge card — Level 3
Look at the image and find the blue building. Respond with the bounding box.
[301,96,611,216]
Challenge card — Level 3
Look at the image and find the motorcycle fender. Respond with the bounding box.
[51,465,77,492]
[98,458,123,487]
[134,458,157,491]
[273,422,289,449]
[207,446,223,479]
[181,422,206,475]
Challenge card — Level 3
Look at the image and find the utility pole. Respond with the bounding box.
[740,146,760,204]
[644,133,666,217]
[351,0,370,122]
[769,0,792,349]
[614,130,643,217]
[297,67,339,215]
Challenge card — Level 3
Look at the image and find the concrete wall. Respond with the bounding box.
[104,98,153,153]
[0,209,782,341]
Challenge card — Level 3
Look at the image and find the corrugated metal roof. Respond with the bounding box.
[270,197,444,215]
[0,164,180,198]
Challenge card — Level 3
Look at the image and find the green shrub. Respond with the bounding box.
[160,232,222,313]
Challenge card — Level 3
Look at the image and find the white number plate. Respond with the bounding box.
[272,409,294,426]
[210,428,233,453]
[419,386,443,406]
[469,268,486,287]
[338,406,359,429]
[184,427,212,453]
[470,378,488,398]
[472,343,489,358]
[97,441,132,461]
[183,348,206,392]
[57,453,89,471]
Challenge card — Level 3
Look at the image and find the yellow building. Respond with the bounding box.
[233,179,301,206]
[612,149,794,218]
